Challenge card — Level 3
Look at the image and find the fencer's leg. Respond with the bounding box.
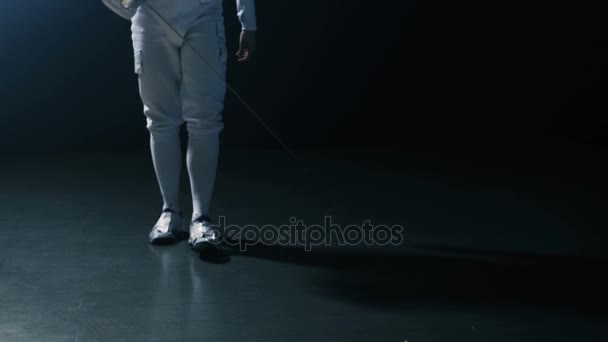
[181,16,227,222]
[186,134,220,222]
[133,32,184,214]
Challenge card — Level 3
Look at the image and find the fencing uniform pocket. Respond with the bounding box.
[216,21,227,64]
[134,50,144,74]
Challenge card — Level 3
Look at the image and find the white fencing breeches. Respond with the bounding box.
[131,1,227,221]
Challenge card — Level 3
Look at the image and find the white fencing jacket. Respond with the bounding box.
[102,0,257,31]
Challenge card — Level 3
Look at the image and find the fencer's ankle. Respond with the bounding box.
[162,207,183,217]
[191,214,212,223]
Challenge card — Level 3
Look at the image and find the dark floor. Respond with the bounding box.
[1,144,607,341]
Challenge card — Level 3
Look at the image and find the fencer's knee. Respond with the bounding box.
[146,117,183,139]
[185,118,224,137]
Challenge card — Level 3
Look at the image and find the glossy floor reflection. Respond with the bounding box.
[0,145,606,341]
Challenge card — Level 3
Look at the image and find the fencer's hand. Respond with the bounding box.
[236,30,256,62]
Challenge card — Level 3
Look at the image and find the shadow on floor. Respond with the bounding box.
[215,241,608,314]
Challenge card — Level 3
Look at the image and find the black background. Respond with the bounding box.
[0,0,605,153]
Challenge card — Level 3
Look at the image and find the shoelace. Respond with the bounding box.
[190,222,217,240]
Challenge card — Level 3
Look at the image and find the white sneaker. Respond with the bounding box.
[148,210,186,245]
[188,216,219,252]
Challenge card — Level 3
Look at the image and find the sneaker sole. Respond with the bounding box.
[149,234,178,246]
[189,240,216,253]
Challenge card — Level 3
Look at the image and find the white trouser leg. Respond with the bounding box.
[132,21,184,214]
[181,14,227,221]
